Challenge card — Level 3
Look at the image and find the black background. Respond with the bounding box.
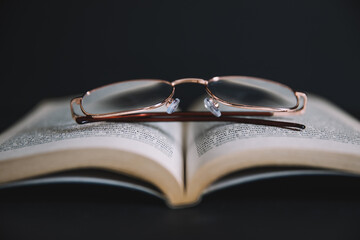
[0,0,360,239]
[1,0,360,131]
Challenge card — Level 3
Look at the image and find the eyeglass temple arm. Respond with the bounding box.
[71,110,305,131]
[74,113,305,131]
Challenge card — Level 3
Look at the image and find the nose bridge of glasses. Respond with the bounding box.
[172,78,208,86]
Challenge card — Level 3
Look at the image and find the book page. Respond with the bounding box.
[0,97,184,186]
[185,95,360,199]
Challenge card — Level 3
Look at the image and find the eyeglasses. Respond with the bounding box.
[70,76,307,130]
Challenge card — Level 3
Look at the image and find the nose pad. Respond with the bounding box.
[166,98,180,114]
[204,98,221,117]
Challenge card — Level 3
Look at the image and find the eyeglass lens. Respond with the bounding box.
[207,77,298,109]
[82,80,173,114]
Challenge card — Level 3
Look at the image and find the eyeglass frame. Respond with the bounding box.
[70,76,307,128]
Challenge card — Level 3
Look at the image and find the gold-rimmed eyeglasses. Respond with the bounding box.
[70,76,307,130]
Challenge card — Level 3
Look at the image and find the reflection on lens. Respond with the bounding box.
[207,77,297,109]
[82,80,173,114]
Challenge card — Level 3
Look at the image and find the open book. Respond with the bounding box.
[0,95,359,208]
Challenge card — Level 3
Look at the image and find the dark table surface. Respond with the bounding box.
[1,175,360,240]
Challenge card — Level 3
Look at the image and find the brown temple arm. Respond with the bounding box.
[74,112,305,131]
